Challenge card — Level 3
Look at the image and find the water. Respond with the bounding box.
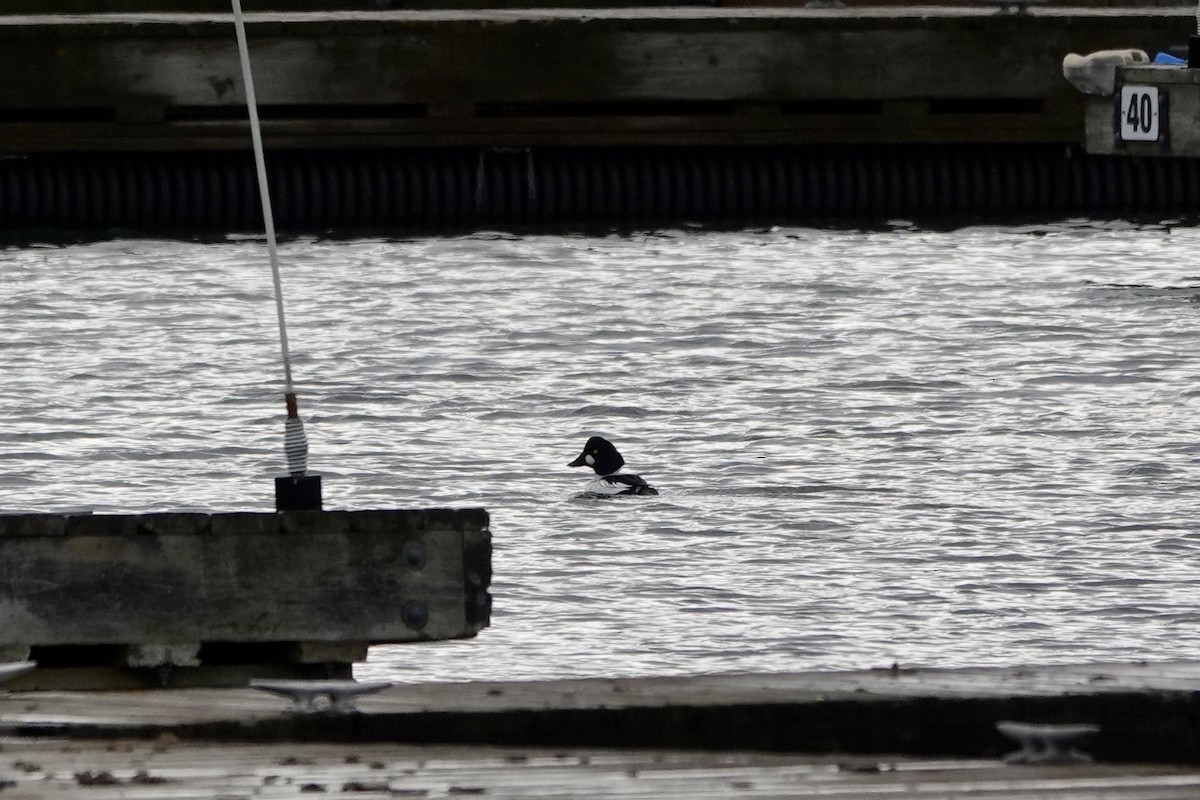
[3,220,1200,682]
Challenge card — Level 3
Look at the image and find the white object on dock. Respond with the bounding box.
[0,661,36,688]
[996,720,1100,764]
[1062,49,1149,97]
[249,679,394,713]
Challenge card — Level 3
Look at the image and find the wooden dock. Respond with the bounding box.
[5,661,1200,757]
[4,660,1200,797]
[4,738,1200,799]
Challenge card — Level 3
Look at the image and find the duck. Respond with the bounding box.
[568,436,659,497]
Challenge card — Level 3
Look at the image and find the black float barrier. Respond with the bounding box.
[0,144,1197,233]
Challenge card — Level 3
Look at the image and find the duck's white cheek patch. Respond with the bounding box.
[585,454,595,466]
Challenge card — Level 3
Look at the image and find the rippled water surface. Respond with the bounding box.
[4,221,1200,682]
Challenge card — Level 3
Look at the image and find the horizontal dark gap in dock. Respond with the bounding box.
[781,99,883,115]
[779,98,1045,116]
[0,107,116,123]
[164,103,430,122]
[27,642,349,669]
[929,97,1045,115]
[475,100,738,118]
[0,98,1049,127]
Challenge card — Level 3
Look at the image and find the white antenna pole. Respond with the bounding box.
[231,0,310,481]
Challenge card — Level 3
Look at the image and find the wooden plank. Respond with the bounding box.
[0,738,1198,799]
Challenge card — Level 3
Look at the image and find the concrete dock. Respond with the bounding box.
[0,510,492,689]
[0,6,1187,152]
[4,660,1200,796]
[0,5,1195,227]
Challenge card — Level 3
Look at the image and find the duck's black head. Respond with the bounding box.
[568,436,625,476]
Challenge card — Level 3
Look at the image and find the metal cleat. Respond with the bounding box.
[996,720,1100,764]
[0,661,36,689]
[249,679,393,713]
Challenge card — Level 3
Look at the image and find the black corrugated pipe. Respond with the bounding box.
[0,144,1195,234]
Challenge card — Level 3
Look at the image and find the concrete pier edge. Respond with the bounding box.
[0,509,493,688]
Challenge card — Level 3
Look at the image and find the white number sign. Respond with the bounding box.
[1118,86,1160,142]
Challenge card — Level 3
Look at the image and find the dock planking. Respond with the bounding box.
[3,738,1200,799]
[4,660,1200,764]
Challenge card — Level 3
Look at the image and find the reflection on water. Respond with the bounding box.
[2,220,1200,681]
